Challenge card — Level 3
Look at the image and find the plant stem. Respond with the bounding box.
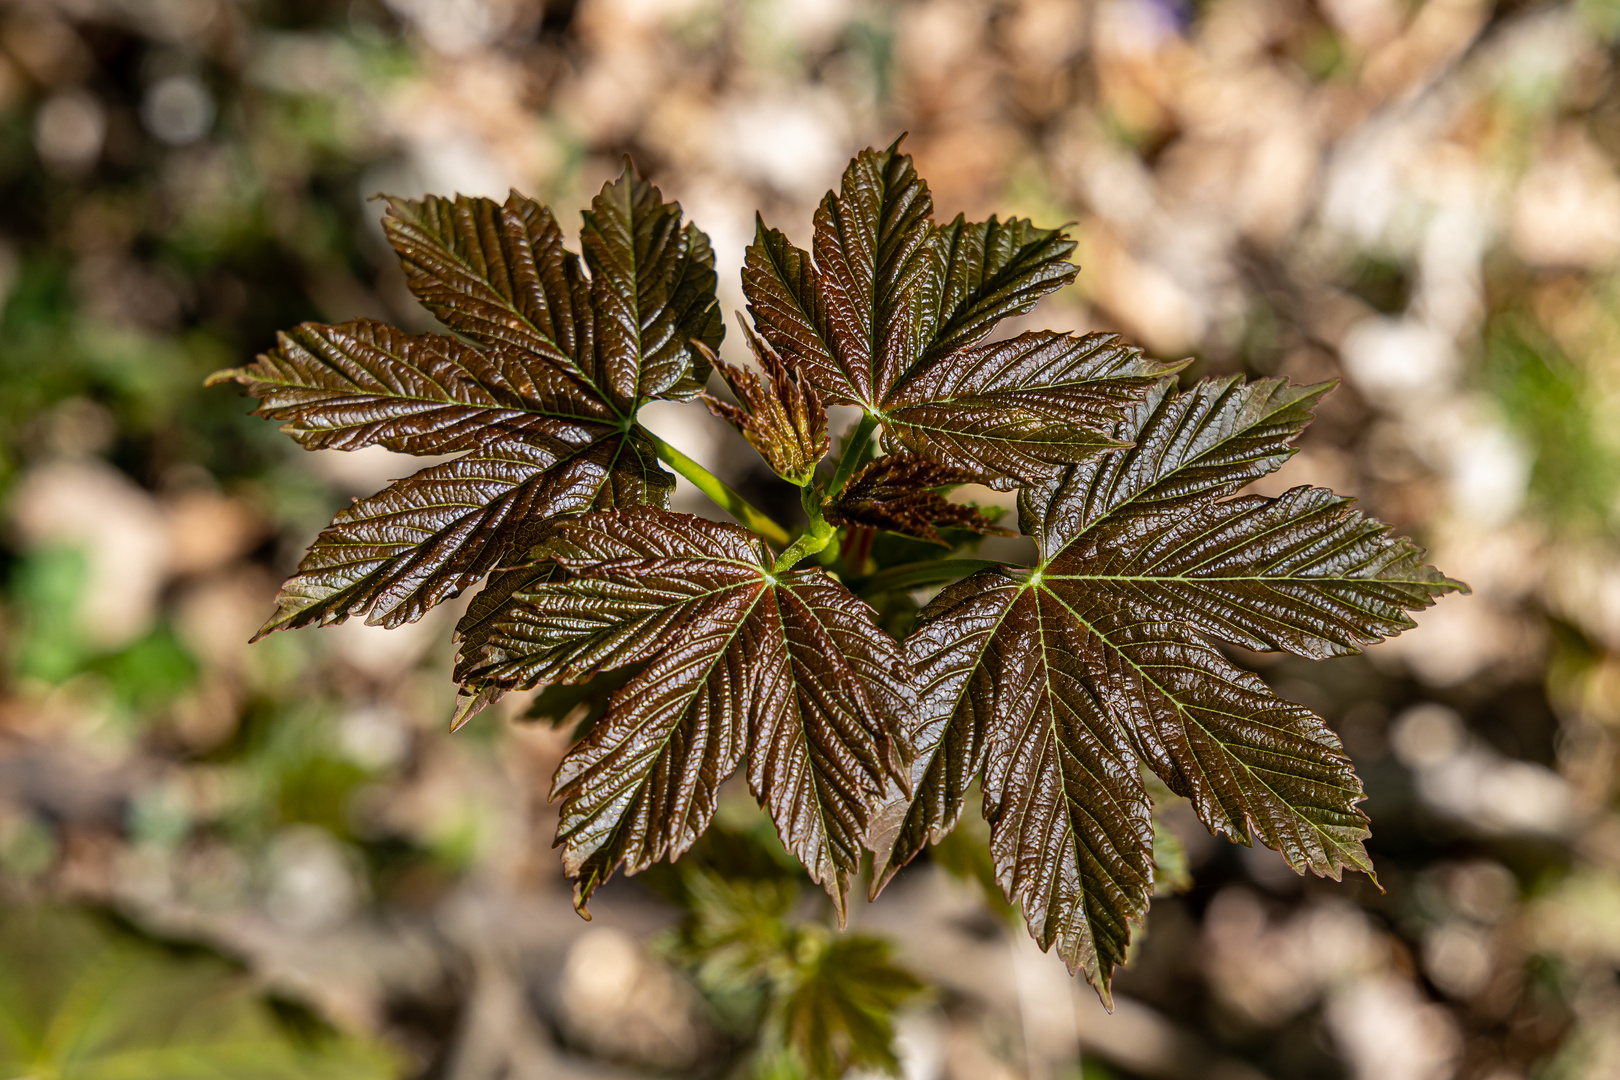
[773,486,837,573]
[855,558,1016,595]
[772,527,831,573]
[826,412,879,500]
[642,428,793,547]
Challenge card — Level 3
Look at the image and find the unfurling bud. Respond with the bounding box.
[823,452,1012,545]
[700,324,829,487]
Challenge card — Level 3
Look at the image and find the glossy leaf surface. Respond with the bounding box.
[208,319,611,450]
[743,141,1176,484]
[258,432,669,635]
[212,169,719,631]
[455,507,913,916]
[383,176,721,407]
[219,150,1471,1001]
[871,376,1465,999]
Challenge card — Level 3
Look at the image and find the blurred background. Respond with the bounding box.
[2,0,1619,1077]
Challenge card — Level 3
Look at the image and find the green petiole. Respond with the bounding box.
[642,428,793,548]
[825,411,879,500]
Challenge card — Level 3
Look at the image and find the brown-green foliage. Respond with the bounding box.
[216,140,1463,1005]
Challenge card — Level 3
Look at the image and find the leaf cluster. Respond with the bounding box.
[216,140,1466,1007]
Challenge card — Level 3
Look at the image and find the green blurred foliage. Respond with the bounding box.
[7,545,198,721]
[655,803,924,1079]
[1482,314,1620,532]
[0,906,400,1079]
[1150,819,1192,898]
[8,546,91,683]
[776,934,924,1080]
[214,702,372,842]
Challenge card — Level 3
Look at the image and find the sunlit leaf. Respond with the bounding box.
[928,212,1082,360]
[253,431,669,635]
[872,376,1466,1000]
[578,165,723,406]
[212,168,720,632]
[455,507,914,917]
[743,140,1177,485]
[206,318,612,451]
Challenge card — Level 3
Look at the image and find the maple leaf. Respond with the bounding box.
[702,327,829,486]
[743,140,1179,486]
[209,166,721,633]
[823,452,1010,545]
[385,165,722,407]
[869,375,1467,1002]
[454,506,914,918]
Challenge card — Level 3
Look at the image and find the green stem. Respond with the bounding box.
[826,412,879,500]
[772,528,830,573]
[855,558,1016,595]
[642,428,793,548]
[772,486,836,573]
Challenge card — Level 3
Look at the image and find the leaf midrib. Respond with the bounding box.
[559,575,770,842]
[245,365,609,426]
[1033,582,1371,873]
[606,177,647,416]
[395,203,599,394]
[769,583,857,896]
[1020,588,1133,975]
[881,410,1125,448]
[1044,573,1448,585]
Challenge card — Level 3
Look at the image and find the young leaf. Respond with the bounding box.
[212,168,720,632]
[878,330,1176,487]
[928,213,1084,361]
[702,328,829,487]
[454,507,914,918]
[382,173,722,407]
[823,453,1009,545]
[578,165,723,406]
[871,375,1466,1001]
[207,319,613,449]
[777,934,924,1080]
[381,188,588,374]
[252,431,671,635]
[744,140,1179,485]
